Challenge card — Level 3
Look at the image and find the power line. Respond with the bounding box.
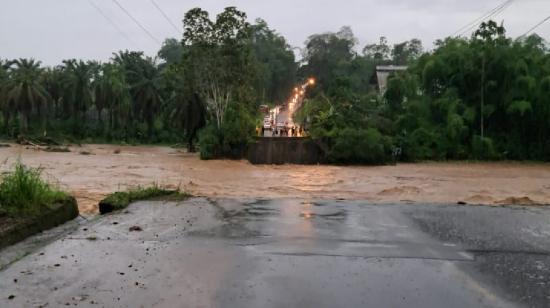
[457,0,515,37]
[520,15,550,37]
[111,0,161,44]
[453,0,512,36]
[453,0,515,37]
[149,0,181,35]
[88,0,136,46]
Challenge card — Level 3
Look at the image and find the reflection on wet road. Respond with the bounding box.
[1,199,549,307]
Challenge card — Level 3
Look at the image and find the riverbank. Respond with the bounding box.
[1,143,549,214]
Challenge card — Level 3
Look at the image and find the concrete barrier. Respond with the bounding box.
[247,137,323,165]
[0,196,79,250]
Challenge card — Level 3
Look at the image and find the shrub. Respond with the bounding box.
[198,125,222,160]
[328,128,391,165]
[471,135,499,160]
[198,103,256,160]
[0,162,67,216]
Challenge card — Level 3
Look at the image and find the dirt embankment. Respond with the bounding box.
[1,144,550,214]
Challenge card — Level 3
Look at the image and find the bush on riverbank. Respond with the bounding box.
[198,103,256,160]
[0,162,69,217]
[99,185,190,214]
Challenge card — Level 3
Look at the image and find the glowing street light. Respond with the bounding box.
[308,78,316,86]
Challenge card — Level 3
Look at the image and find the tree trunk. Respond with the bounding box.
[97,109,103,134]
[187,129,196,153]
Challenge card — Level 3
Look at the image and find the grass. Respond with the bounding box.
[99,185,190,214]
[0,162,69,217]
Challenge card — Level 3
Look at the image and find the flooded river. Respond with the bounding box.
[1,144,550,214]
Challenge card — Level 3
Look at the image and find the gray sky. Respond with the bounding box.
[1,0,548,65]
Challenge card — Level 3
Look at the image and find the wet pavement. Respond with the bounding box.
[0,199,549,307]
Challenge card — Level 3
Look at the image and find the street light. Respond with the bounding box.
[308,78,315,86]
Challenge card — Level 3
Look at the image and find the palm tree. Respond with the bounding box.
[93,63,131,137]
[168,73,206,152]
[7,59,49,133]
[61,60,94,135]
[42,67,65,126]
[129,59,162,139]
[0,60,12,132]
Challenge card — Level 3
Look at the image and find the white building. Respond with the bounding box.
[376,65,408,95]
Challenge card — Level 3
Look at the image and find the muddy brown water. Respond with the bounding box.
[1,144,550,214]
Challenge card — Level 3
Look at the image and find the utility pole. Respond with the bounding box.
[481,54,485,139]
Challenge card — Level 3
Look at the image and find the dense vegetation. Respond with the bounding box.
[296,21,550,163]
[0,7,297,155]
[1,6,549,164]
[0,162,69,217]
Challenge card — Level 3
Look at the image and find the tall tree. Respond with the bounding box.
[363,36,391,62]
[249,18,297,104]
[158,38,184,68]
[0,60,11,132]
[61,60,94,135]
[129,58,162,139]
[182,7,254,128]
[7,59,49,133]
[301,26,357,90]
[391,39,423,65]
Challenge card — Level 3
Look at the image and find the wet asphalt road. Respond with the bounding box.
[0,199,550,308]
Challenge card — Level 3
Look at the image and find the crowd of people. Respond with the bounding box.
[257,124,305,138]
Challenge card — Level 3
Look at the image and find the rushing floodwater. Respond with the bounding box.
[1,144,550,214]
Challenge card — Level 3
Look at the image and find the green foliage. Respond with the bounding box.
[0,161,68,217]
[6,59,49,133]
[158,38,184,67]
[1,14,549,164]
[199,102,256,160]
[300,27,377,96]
[249,19,297,104]
[471,136,498,160]
[385,21,550,161]
[0,7,295,151]
[301,89,393,165]
[182,7,255,129]
[198,124,222,160]
[328,128,391,164]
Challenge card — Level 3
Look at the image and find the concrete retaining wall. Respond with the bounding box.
[247,137,323,165]
[0,196,79,250]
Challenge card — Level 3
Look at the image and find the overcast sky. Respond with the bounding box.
[0,0,548,65]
